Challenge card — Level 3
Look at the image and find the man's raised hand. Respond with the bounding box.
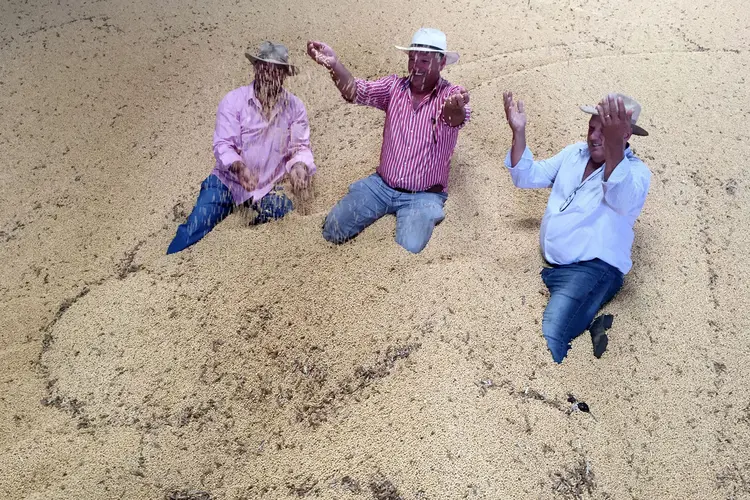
[596,93,632,149]
[307,41,337,70]
[503,91,527,133]
[504,91,528,167]
[444,90,469,112]
[442,90,470,126]
[596,94,631,179]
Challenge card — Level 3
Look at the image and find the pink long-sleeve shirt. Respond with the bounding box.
[211,83,316,205]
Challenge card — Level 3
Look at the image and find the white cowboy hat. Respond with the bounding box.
[395,28,460,65]
[580,93,649,136]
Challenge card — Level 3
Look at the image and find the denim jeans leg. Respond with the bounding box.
[322,174,392,244]
[540,260,624,363]
[167,175,234,254]
[252,189,294,225]
[394,192,447,253]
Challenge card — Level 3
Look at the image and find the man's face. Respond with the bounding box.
[407,51,445,92]
[587,116,606,163]
[253,61,287,89]
[587,115,633,163]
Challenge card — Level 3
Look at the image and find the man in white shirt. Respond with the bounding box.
[503,92,651,363]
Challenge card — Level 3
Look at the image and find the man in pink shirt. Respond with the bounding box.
[307,28,470,253]
[167,42,315,254]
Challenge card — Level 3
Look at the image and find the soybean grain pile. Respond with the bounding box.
[1,0,749,498]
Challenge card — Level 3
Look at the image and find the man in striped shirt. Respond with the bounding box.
[307,28,470,253]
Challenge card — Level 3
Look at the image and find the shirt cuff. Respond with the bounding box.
[454,103,471,129]
[217,149,243,170]
[285,150,316,175]
[505,146,533,169]
[353,79,368,105]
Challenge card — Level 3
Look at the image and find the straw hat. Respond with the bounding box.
[395,28,460,65]
[245,41,298,76]
[580,93,648,136]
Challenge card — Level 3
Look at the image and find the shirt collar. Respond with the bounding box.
[247,82,289,114]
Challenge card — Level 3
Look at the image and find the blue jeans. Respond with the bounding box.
[167,175,293,254]
[540,259,624,363]
[322,173,447,253]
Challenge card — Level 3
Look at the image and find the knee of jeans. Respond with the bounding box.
[271,196,294,217]
[397,233,429,254]
[417,201,445,222]
[166,239,182,255]
[543,334,569,364]
[322,215,347,244]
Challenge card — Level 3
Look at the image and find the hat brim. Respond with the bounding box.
[245,53,298,76]
[394,45,459,65]
[580,105,648,136]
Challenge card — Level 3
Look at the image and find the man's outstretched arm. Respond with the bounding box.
[308,40,397,111]
[504,91,527,167]
[307,41,356,102]
[502,91,561,188]
[213,92,258,192]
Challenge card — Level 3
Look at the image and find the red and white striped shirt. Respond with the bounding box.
[354,75,470,193]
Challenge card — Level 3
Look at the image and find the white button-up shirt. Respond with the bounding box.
[505,142,651,274]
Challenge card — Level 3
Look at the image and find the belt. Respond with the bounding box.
[392,184,444,194]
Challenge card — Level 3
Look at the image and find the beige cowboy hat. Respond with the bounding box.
[245,41,298,76]
[395,28,460,65]
[580,93,648,136]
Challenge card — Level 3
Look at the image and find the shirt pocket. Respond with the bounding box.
[430,100,454,144]
[428,116,440,146]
